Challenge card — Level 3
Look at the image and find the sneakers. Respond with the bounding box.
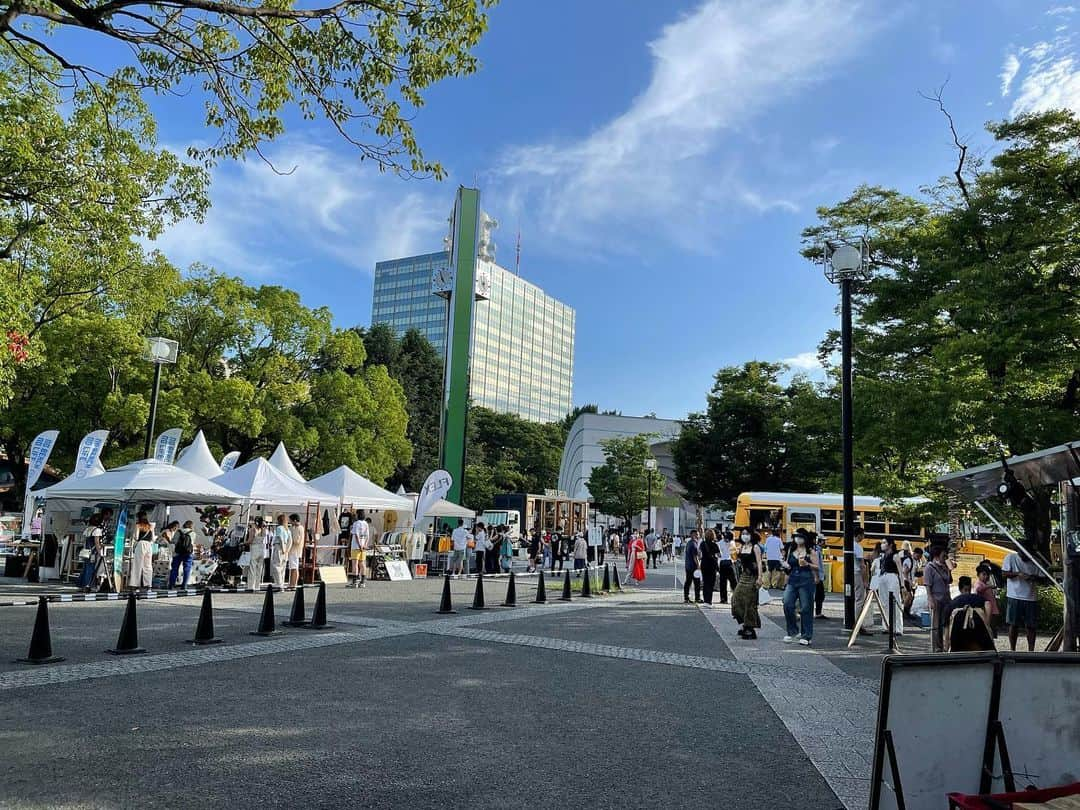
[799,638,811,646]
[783,635,795,643]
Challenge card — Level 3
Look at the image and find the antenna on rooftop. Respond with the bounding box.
[515,227,521,275]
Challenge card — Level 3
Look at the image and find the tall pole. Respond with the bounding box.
[143,361,163,460]
[647,471,653,534]
[841,277,856,630]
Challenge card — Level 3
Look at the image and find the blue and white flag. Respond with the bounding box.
[220,451,240,473]
[153,428,183,463]
[21,430,58,538]
[73,430,109,480]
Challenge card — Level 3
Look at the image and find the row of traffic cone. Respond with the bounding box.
[16,582,334,665]
[436,564,622,614]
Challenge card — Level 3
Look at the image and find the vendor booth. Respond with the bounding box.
[41,459,240,589]
[307,466,414,580]
[411,496,476,575]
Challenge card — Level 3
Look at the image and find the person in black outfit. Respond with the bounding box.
[699,528,721,605]
[683,530,702,604]
[550,530,564,573]
[527,528,541,572]
[717,530,737,604]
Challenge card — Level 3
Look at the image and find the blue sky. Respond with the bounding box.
[146,0,1078,421]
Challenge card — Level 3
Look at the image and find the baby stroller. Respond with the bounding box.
[204,542,244,587]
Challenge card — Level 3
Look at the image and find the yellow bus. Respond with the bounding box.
[732,492,1010,591]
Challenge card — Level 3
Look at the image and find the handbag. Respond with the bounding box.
[758,587,772,605]
[238,551,252,567]
[78,549,92,562]
[635,551,647,561]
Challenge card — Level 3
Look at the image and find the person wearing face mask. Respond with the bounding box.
[781,528,819,645]
[874,537,904,636]
[731,530,763,639]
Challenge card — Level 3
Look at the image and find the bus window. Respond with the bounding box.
[789,512,817,527]
[821,509,838,532]
[887,519,921,537]
[864,515,887,535]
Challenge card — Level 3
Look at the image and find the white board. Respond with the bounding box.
[991,659,1080,791]
[873,658,995,809]
[383,560,412,581]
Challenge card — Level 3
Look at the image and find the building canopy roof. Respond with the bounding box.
[937,441,1080,502]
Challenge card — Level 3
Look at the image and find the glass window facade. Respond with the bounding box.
[371,252,575,424]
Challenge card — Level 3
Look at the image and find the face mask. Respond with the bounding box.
[795,538,805,546]
[740,534,750,541]
[880,543,889,552]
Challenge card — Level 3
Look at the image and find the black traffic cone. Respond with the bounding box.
[612,564,622,591]
[107,592,147,655]
[469,572,487,610]
[17,597,64,665]
[436,574,456,614]
[560,569,572,601]
[282,584,308,627]
[534,570,547,604]
[250,584,282,636]
[581,566,593,598]
[502,572,517,607]
[188,589,223,645]
[601,564,611,593]
[303,582,333,630]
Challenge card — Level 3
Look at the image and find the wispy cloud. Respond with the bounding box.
[489,0,880,252]
[783,351,823,371]
[1001,32,1080,116]
[152,140,446,281]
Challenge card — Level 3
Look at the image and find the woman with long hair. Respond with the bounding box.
[781,528,819,645]
[128,512,155,592]
[731,530,763,639]
[874,537,905,636]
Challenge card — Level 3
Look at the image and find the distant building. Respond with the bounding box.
[558,413,727,533]
[372,251,575,424]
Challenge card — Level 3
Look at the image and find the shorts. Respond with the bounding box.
[767,560,783,572]
[287,553,299,570]
[350,550,366,562]
[1006,597,1038,628]
[449,549,465,566]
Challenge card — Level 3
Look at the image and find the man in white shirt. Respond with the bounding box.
[764,529,784,589]
[852,529,868,630]
[449,519,470,576]
[1002,550,1039,651]
[349,516,370,588]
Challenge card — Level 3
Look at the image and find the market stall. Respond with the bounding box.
[41,459,240,589]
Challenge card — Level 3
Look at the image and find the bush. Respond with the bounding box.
[1036,586,1064,635]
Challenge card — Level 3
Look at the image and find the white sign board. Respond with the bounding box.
[383,560,412,581]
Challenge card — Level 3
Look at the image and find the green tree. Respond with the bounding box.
[0,57,206,406]
[0,0,497,172]
[379,327,443,491]
[586,434,665,527]
[671,362,838,509]
[466,406,564,495]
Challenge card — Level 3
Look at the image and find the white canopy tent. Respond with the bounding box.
[413,496,475,521]
[42,459,240,509]
[174,430,224,479]
[307,466,414,512]
[213,457,325,507]
[268,442,306,483]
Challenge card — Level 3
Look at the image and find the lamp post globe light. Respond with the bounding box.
[644,458,658,535]
[142,337,179,460]
[821,239,870,630]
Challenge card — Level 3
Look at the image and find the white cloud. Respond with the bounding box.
[1000,52,1021,96]
[490,0,879,251]
[783,351,822,371]
[151,140,446,281]
[1004,35,1080,116]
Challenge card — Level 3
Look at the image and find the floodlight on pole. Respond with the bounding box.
[821,238,870,631]
[142,337,179,460]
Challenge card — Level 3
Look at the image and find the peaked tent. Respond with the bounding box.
[175,430,224,479]
[42,459,240,507]
[268,442,306,483]
[412,496,475,521]
[213,457,325,506]
[308,466,414,512]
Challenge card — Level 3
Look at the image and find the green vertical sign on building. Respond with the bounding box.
[439,187,481,504]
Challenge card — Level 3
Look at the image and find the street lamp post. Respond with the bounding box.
[644,458,658,535]
[142,337,179,459]
[822,240,870,630]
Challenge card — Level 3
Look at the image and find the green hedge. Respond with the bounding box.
[1037,586,1064,635]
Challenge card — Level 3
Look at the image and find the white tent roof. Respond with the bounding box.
[412,496,475,520]
[213,457,324,505]
[43,459,240,505]
[307,466,414,511]
[268,442,306,482]
[175,430,223,479]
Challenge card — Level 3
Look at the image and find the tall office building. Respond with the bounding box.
[371,251,575,424]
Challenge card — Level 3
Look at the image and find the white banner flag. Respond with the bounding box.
[21,430,59,538]
[153,428,183,463]
[73,430,109,480]
[414,469,453,525]
[220,451,240,472]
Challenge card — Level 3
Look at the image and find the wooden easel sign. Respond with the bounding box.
[848,590,893,648]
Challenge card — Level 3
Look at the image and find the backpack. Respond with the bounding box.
[175,529,195,558]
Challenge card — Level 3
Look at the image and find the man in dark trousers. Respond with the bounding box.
[717,530,737,604]
[683,529,702,604]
